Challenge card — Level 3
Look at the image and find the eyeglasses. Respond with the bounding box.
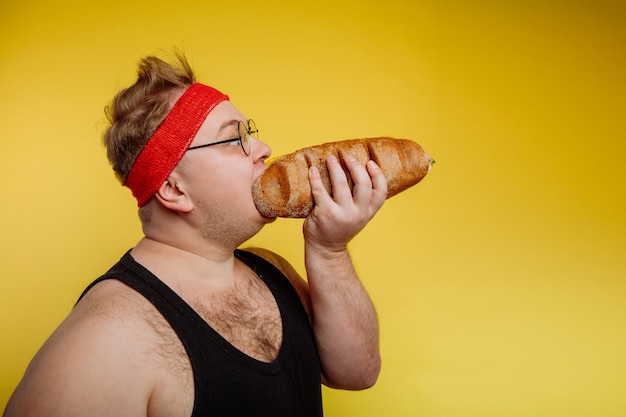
[187,119,258,156]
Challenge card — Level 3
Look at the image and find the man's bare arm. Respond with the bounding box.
[303,155,386,389]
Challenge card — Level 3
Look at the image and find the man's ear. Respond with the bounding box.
[154,176,194,213]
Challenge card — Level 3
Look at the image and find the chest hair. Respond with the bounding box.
[190,270,283,363]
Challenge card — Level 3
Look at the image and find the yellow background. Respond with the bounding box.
[1,0,625,415]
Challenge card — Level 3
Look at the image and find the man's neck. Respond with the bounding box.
[130,237,240,290]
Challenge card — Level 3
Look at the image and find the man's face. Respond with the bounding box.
[175,101,274,243]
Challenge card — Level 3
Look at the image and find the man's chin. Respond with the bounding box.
[262,214,278,223]
[253,206,277,224]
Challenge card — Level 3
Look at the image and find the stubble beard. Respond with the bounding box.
[199,201,264,249]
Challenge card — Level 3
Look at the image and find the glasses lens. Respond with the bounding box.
[247,119,259,141]
[239,121,251,156]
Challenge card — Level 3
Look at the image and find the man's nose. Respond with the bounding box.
[251,137,272,163]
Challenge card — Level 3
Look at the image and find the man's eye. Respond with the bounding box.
[226,138,240,146]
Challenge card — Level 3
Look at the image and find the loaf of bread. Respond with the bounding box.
[252,137,432,218]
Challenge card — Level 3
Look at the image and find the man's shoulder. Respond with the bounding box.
[4,279,168,416]
[77,276,150,317]
[48,278,168,367]
[74,278,186,355]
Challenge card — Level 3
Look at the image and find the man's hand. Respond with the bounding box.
[303,154,388,253]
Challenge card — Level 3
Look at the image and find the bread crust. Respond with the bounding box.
[252,137,432,218]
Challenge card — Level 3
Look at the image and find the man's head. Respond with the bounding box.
[103,53,273,240]
[103,53,229,219]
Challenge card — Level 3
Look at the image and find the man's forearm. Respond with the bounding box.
[305,245,381,390]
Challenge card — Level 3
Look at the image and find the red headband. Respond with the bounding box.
[124,83,229,207]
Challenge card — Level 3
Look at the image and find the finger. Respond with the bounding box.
[308,165,334,207]
[366,160,388,210]
[343,155,373,208]
[326,155,353,204]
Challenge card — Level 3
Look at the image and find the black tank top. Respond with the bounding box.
[78,249,323,417]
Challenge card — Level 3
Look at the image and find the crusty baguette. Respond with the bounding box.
[252,137,432,218]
